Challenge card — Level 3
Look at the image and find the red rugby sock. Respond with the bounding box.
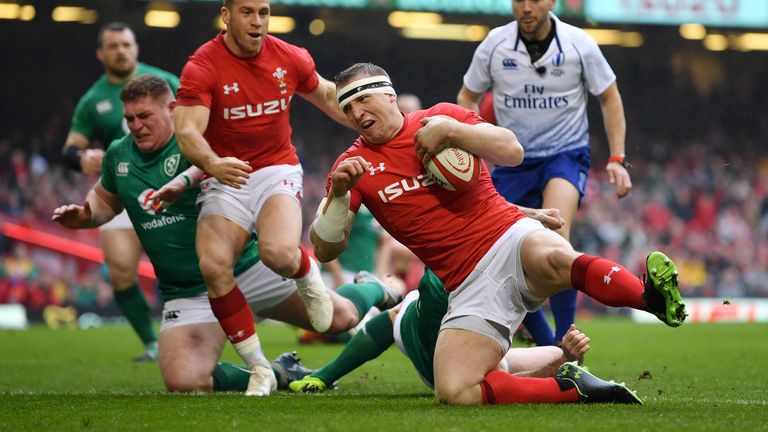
[209,285,255,344]
[291,244,311,279]
[570,254,645,310]
[481,370,579,404]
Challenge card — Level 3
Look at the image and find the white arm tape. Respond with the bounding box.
[312,191,354,243]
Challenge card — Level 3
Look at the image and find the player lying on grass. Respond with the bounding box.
[291,270,640,404]
[52,75,402,395]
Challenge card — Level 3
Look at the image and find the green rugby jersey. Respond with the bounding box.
[337,206,382,273]
[100,134,259,301]
[399,268,449,389]
[70,63,179,147]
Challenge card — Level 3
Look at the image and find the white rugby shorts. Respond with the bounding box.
[159,260,296,332]
[196,164,303,233]
[440,217,548,350]
[99,208,133,231]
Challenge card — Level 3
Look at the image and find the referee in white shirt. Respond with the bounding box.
[457,0,631,347]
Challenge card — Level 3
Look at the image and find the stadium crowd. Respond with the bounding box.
[1,31,767,318]
[2,114,766,318]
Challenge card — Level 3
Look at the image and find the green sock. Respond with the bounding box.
[313,311,394,386]
[336,281,385,319]
[211,361,287,392]
[212,362,250,392]
[113,284,158,346]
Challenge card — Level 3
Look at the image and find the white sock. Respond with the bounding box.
[296,259,321,287]
[233,334,269,368]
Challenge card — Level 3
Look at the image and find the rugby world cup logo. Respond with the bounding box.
[273,67,288,94]
[550,52,566,76]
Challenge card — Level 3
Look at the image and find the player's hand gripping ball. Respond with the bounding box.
[426,146,481,191]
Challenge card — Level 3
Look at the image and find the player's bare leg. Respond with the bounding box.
[100,228,157,361]
[433,329,502,405]
[541,178,579,246]
[257,194,333,332]
[196,214,275,396]
[196,214,249,298]
[158,323,226,392]
[541,178,581,343]
[521,230,686,326]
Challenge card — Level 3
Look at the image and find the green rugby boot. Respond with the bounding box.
[643,251,687,327]
[555,361,642,404]
[289,376,328,394]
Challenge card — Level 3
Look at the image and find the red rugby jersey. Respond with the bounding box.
[177,32,319,170]
[328,103,525,291]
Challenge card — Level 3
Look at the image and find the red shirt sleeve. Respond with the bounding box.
[293,47,319,94]
[177,52,217,108]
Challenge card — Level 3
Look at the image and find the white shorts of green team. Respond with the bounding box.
[159,259,296,332]
[440,217,548,352]
[196,164,303,233]
[99,208,133,231]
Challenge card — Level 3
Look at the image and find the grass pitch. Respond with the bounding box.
[1,318,766,431]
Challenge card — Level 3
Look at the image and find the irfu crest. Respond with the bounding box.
[164,154,180,177]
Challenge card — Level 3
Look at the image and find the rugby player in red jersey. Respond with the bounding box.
[310,62,686,405]
[173,0,349,395]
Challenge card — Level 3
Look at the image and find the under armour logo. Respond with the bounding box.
[368,162,386,175]
[228,330,245,341]
[603,266,622,285]
[223,83,240,95]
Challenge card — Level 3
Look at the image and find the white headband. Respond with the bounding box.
[337,75,396,110]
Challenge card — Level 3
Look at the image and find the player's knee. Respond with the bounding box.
[104,261,136,288]
[543,247,577,285]
[258,242,297,276]
[163,371,211,393]
[434,381,477,405]
[198,252,233,283]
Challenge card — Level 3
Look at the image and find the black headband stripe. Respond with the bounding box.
[336,81,393,103]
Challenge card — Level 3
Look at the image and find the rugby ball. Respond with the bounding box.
[426,147,481,191]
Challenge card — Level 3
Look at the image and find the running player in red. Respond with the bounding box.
[310,62,687,405]
[174,0,348,394]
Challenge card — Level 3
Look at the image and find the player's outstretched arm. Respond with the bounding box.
[515,206,565,231]
[149,166,204,210]
[504,325,590,378]
[52,184,122,229]
[174,105,251,189]
[414,116,522,168]
[300,74,353,129]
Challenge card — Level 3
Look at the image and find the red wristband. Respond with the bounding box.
[608,155,630,169]
[608,155,625,163]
